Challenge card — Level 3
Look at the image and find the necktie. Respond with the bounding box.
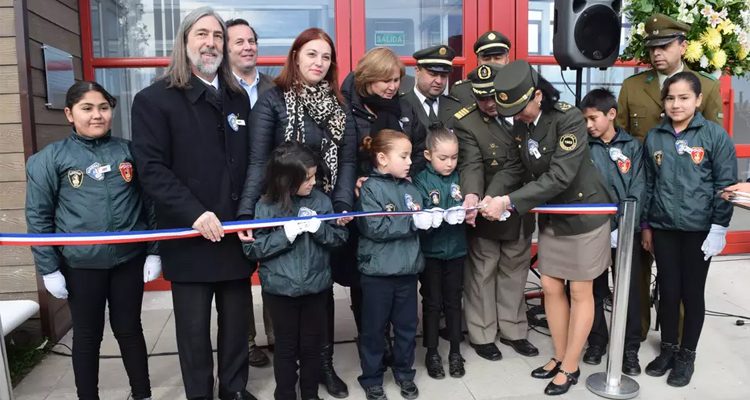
[424,97,439,125]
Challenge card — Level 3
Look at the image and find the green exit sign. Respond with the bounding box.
[375,31,405,47]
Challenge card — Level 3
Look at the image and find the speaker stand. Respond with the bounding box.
[574,68,583,107]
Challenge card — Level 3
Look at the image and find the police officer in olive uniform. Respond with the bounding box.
[444,31,513,123]
[482,60,612,396]
[453,64,538,361]
[403,45,457,128]
[616,13,724,340]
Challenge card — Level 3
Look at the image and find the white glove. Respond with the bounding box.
[701,224,728,260]
[412,212,433,230]
[303,217,321,233]
[610,229,619,248]
[143,255,162,283]
[429,208,444,228]
[283,221,304,243]
[444,206,466,225]
[43,271,68,299]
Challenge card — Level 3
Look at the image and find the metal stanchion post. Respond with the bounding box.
[586,200,640,399]
[1,313,14,400]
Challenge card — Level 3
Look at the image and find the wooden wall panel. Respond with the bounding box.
[0,37,17,66]
[0,123,23,153]
[0,180,24,208]
[0,246,35,267]
[0,152,25,181]
[0,7,14,37]
[0,93,20,124]
[0,265,38,293]
[27,0,79,35]
[0,65,19,93]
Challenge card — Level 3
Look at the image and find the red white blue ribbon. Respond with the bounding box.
[0,204,617,246]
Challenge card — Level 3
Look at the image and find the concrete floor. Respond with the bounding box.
[11,254,750,400]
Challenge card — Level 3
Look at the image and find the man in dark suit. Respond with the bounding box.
[131,7,255,400]
[403,45,457,128]
[225,17,275,369]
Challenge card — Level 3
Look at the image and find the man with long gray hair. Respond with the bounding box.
[131,7,255,400]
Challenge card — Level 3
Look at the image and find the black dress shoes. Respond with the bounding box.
[248,345,270,367]
[583,344,606,365]
[218,390,257,400]
[396,380,419,400]
[531,358,561,379]
[425,352,445,379]
[499,338,539,357]
[544,369,579,396]
[470,342,502,361]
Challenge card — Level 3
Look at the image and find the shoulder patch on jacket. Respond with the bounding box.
[454,104,477,120]
[554,101,574,112]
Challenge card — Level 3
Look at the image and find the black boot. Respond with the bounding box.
[667,348,696,387]
[645,342,678,377]
[320,343,348,398]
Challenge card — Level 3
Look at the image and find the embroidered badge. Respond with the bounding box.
[429,190,440,206]
[68,170,83,188]
[617,158,632,174]
[404,193,419,211]
[559,133,577,151]
[675,140,691,155]
[690,147,705,164]
[384,203,396,212]
[654,150,663,166]
[298,207,316,217]
[86,162,105,181]
[450,183,463,201]
[119,162,133,182]
[227,113,239,132]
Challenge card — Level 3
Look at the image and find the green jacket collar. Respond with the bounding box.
[70,130,113,147]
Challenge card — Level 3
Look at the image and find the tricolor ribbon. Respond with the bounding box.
[0,204,617,246]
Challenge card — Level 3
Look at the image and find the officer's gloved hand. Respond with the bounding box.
[143,255,162,283]
[283,221,304,243]
[610,229,619,248]
[444,206,466,225]
[43,270,68,299]
[412,211,432,230]
[429,208,444,228]
[701,224,728,260]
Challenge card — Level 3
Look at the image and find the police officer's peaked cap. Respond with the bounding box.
[413,45,456,74]
[493,60,539,117]
[644,13,690,47]
[474,31,511,57]
[468,64,501,98]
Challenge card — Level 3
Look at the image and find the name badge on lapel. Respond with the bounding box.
[528,139,541,159]
[227,113,242,132]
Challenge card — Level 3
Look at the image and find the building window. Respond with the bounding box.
[90,0,336,58]
[365,0,463,57]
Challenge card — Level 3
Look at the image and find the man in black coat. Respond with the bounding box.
[131,7,255,400]
[225,16,275,369]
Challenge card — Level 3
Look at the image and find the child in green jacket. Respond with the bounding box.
[244,142,350,400]
[412,126,467,379]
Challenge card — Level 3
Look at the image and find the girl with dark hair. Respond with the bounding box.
[25,81,158,400]
[641,71,736,387]
[244,141,350,400]
[481,61,613,396]
[235,27,353,397]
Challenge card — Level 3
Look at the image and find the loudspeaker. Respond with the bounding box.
[553,0,622,69]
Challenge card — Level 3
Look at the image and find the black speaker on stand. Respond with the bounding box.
[553,0,622,106]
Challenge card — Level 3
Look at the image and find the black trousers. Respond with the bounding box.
[420,257,464,349]
[358,274,418,388]
[653,229,711,351]
[64,254,150,400]
[264,291,327,400]
[588,238,642,351]
[171,278,250,399]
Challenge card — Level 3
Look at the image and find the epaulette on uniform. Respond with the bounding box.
[452,79,469,87]
[697,70,718,81]
[554,101,574,112]
[623,69,650,82]
[454,104,477,120]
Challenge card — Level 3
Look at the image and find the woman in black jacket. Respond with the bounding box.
[235,27,352,399]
